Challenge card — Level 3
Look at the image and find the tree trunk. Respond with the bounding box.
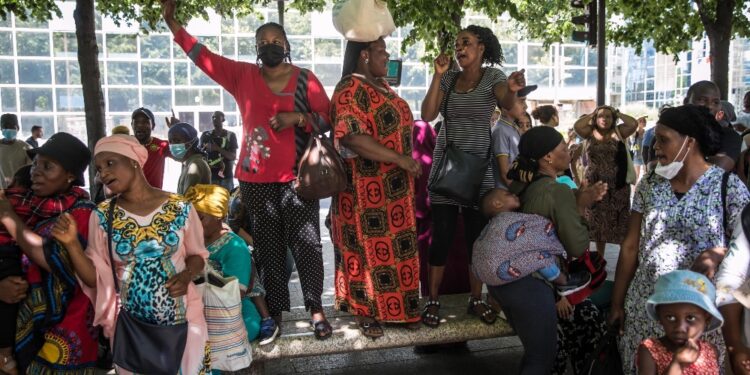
[703,0,735,100]
[74,0,106,199]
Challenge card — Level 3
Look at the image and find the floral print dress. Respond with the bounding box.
[619,166,750,374]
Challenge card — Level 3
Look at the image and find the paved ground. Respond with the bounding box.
[263,203,621,375]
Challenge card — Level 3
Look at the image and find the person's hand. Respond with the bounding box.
[396,155,421,177]
[51,212,79,247]
[165,109,179,128]
[161,0,176,22]
[164,270,192,298]
[577,181,608,208]
[728,344,750,375]
[434,54,450,75]
[735,123,748,133]
[716,110,727,123]
[0,276,28,304]
[608,305,625,336]
[556,296,574,320]
[0,189,12,219]
[507,69,526,93]
[691,247,726,279]
[269,112,302,132]
[673,338,701,367]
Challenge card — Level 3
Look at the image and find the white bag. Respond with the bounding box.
[332,0,396,42]
[201,270,253,371]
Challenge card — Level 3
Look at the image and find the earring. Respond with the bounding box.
[365,58,369,64]
[67,178,73,183]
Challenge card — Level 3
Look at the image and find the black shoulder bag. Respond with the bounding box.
[108,197,188,375]
[428,72,492,206]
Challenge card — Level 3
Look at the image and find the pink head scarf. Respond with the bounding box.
[94,134,149,167]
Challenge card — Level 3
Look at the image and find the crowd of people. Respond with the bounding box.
[2,1,750,374]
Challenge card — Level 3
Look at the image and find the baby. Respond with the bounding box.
[472,188,591,295]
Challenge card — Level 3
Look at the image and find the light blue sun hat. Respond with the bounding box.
[646,270,724,333]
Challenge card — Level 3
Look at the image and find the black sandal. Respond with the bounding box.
[467,297,496,325]
[422,300,441,328]
[310,319,333,340]
[358,319,384,340]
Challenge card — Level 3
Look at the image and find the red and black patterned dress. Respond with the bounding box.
[330,75,420,323]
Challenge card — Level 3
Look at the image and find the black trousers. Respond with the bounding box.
[428,204,487,266]
[240,181,323,316]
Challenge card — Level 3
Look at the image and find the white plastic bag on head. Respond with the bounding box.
[332,0,396,42]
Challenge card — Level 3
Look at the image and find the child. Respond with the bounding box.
[636,270,722,374]
[186,185,280,346]
[472,188,591,295]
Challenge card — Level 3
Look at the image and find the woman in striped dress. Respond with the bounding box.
[420,25,527,327]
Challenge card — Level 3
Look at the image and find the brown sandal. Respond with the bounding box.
[358,319,384,339]
[467,297,497,325]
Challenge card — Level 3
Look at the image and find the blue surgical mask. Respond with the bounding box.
[2,129,17,141]
[170,143,188,160]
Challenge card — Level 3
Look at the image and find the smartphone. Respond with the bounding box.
[385,59,402,87]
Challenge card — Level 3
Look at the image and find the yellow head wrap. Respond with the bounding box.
[184,184,230,218]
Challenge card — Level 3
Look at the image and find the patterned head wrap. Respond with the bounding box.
[184,184,230,218]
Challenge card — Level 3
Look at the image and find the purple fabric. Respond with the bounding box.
[472,212,565,286]
[413,120,470,295]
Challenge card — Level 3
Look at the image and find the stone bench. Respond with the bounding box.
[246,293,515,374]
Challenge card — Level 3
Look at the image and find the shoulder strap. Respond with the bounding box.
[293,69,312,175]
[107,197,120,293]
[441,72,460,144]
[722,171,731,243]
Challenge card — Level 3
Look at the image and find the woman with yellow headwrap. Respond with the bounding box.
[185,184,279,349]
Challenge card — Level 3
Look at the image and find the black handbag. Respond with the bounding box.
[428,72,491,206]
[106,198,188,375]
[583,328,624,375]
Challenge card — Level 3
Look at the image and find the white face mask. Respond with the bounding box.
[654,137,690,180]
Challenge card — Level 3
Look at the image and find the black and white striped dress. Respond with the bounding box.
[428,67,507,207]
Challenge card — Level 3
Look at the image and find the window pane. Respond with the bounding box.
[142,89,171,112]
[286,12,311,35]
[106,34,137,58]
[15,17,47,29]
[201,36,219,52]
[563,46,585,66]
[237,15,264,34]
[404,42,424,61]
[53,32,78,57]
[190,65,214,86]
[108,88,139,112]
[141,62,171,85]
[223,90,236,112]
[20,116,54,139]
[0,17,9,27]
[527,45,551,66]
[314,64,341,87]
[16,32,49,56]
[314,38,341,62]
[385,40,401,59]
[526,68,551,86]
[174,62,188,85]
[221,36,236,57]
[18,60,51,84]
[587,69,598,87]
[19,88,53,111]
[55,60,81,85]
[200,88,220,106]
[56,87,85,111]
[501,43,517,65]
[289,38,311,62]
[587,48,598,66]
[402,64,426,87]
[1,88,16,112]
[175,88,198,106]
[107,61,138,85]
[221,17,234,34]
[563,68,585,87]
[0,60,14,84]
[140,34,170,59]
[0,32,12,56]
[237,38,257,62]
[57,115,88,142]
[400,89,427,115]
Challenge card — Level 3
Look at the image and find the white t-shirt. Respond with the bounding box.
[716,218,750,345]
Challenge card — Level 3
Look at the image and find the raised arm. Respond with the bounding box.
[0,190,50,272]
[574,113,595,139]
[616,110,638,139]
[494,69,526,111]
[162,0,244,95]
[421,54,450,122]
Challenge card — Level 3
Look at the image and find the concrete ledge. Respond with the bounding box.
[248,294,514,374]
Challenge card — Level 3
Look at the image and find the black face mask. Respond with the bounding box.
[258,44,286,67]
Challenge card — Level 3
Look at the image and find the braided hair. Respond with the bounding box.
[255,22,293,65]
[463,25,504,66]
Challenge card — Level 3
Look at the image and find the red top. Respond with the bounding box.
[174,28,331,183]
[637,338,719,374]
[143,136,170,189]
